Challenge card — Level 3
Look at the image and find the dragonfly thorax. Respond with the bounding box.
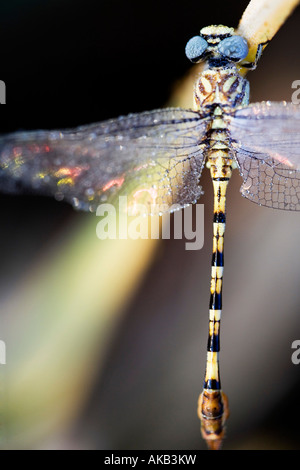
[194,67,249,110]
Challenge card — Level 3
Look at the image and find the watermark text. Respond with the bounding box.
[0,340,6,365]
[0,80,5,104]
[96,197,204,250]
[291,80,300,104]
[291,339,300,365]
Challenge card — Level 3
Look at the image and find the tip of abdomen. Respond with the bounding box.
[198,389,229,450]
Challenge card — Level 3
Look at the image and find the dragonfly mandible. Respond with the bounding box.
[0,24,300,449]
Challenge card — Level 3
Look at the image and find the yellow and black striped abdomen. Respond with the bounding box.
[198,119,233,449]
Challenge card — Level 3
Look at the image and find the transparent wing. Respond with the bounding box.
[228,102,300,210]
[0,108,208,214]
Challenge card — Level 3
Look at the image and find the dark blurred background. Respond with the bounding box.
[0,0,300,450]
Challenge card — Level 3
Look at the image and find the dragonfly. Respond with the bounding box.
[1,24,300,449]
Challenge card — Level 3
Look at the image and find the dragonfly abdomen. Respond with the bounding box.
[198,138,233,449]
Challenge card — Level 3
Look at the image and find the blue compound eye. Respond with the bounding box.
[185,36,208,63]
[218,36,249,61]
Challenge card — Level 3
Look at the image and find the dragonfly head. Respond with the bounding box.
[185,25,249,68]
[185,26,250,110]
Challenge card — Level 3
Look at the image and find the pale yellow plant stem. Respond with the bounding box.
[237,0,300,75]
[171,0,300,107]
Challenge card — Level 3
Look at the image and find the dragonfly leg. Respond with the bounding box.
[241,40,270,70]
